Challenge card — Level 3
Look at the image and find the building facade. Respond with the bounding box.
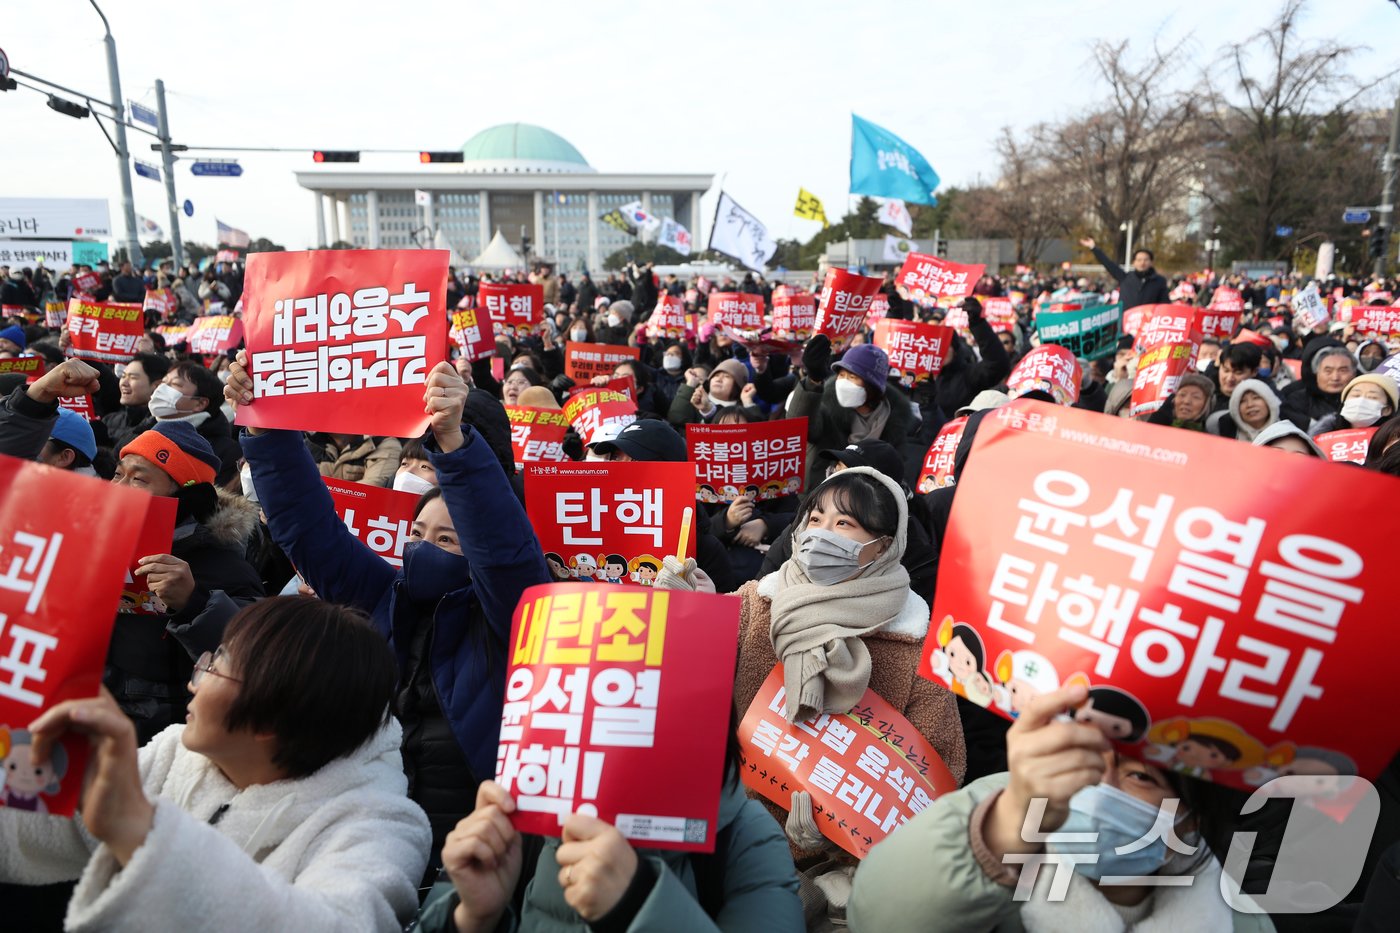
[295,123,712,272]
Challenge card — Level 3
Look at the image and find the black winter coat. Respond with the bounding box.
[934,315,1012,418]
[786,374,914,489]
[1090,246,1170,309]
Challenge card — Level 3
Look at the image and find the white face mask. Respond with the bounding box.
[662,355,683,372]
[393,469,436,495]
[607,313,622,328]
[571,329,588,342]
[834,379,867,409]
[584,449,608,462]
[1341,396,1385,427]
[148,382,191,420]
[240,463,258,504]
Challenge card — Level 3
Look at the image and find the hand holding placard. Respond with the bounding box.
[556,813,642,921]
[224,349,260,435]
[442,780,524,933]
[424,361,468,453]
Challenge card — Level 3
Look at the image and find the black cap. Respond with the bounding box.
[816,439,905,484]
[592,418,687,462]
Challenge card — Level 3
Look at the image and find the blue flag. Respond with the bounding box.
[849,114,940,206]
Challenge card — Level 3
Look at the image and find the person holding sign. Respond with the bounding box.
[230,351,551,876]
[0,598,433,932]
[669,358,763,426]
[849,685,1270,932]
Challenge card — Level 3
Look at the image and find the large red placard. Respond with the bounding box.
[873,320,955,386]
[505,405,571,469]
[814,269,882,343]
[65,298,143,363]
[564,342,640,384]
[479,282,544,339]
[895,253,984,301]
[686,418,807,503]
[321,477,420,567]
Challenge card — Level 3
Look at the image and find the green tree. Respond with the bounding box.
[601,241,686,270]
[245,237,286,253]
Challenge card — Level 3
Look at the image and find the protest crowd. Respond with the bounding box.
[0,239,1397,933]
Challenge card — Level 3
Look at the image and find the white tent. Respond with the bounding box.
[469,229,525,271]
[432,228,467,268]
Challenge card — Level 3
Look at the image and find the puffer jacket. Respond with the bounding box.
[414,779,803,933]
[786,375,914,490]
[847,773,1275,933]
[0,721,431,932]
[309,433,402,487]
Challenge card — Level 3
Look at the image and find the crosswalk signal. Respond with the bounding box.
[312,150,359,163]
[1370,226,1388,260]
[419,151,464,163]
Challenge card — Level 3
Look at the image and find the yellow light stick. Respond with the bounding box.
[675,506,694,564]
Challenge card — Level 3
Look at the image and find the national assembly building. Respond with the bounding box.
[295,122,713,272]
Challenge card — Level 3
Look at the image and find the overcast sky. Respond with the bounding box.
[5,0,1396,255]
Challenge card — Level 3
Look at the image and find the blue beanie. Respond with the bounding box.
[0,325,26,351]
[833,343,890,397]
[50,408,97,461]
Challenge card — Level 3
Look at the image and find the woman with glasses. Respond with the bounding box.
[0,597,431,932]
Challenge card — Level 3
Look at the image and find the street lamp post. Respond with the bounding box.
[1119,220,1135,262]
[89,0,142,268]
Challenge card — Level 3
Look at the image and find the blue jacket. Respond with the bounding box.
[241,427,550,781]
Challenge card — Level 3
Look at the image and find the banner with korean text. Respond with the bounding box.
[646,294,689,341]
[186,315,244,356]
[815,269,882,344]
[1006,345,1082,406]
[525,461,696,587]
[981,296,1018,334]
[506,405,571,469]
[707,292,766,338]
[497,584,740,851]
[237,249,449,437]
[562,384,637,446]
[739,665,960,859]
[1315,428,1374,465]
[874,320,955,387]
[895,253,984,302]
[1131,305,1202,418]
[117,495,177,616]
[920,401,1400,794]
[479,282,544,339]
[143,288,178,322]
[686,418,807,503]
[450,305,496,362]
[564,342,640,383]
[1354,305,1400,352]
[1035,303,1122,361]
[0,356,45,382]
[65,298,144,363]
[1292,283,1328,332]
[322,477,419,568]
[772,290,816,342]
[916,416,967,492]
[0,459,150,816]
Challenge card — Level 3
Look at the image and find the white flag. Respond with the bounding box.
[415,189,431,207]
[883,234,915,262]
[656,217,692,257]
[878,198,913,237]
[707,192,777,272]
[619,200,662,237]
[137,214,165,241]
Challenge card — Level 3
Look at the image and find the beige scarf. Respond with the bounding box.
[770,467,912,722]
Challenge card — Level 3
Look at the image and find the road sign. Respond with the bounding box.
[183,200,194,217]
[191,161,242,177]
[134,161,161,182]
[129,101,158,127]
[1275,226,1294,237]
[1343,210,1372,224]
[0,47,10,80]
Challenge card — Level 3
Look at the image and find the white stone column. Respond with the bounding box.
[337,198,350,245]
[479,190,492,248]
[690,191,702,246]
[421,191,435,241]
[587,190,599,272]
[641,191,652,215]
[533,191,545,262]
[328,195,342,245]
[314,191,327,247]
[366,190,381,248]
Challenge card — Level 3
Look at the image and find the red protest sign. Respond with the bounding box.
[686,418,807,503]
[525,461,697,586]
[118,495,177,616]
[1131,341,1200,418]
[815,269,883,343]
[1007,345,1082,405]
[866,292,891,326]
[896,253,984,301]
[56,395,94,420]
[738,665,960,860]
[981,296,1018,334]
[564,342,640,383]
[874,320,955,387]
[450,305,496,362]
[1315,428,1375,465]
[72,270,102,299]
[1210,287,1245,314]
[480,282,544,339]
[1195,307,1241,341]
[562,385,637,446]
[1121,306,1148,339]
[915,416,967,493]
[0,356,45,382]
[922,401,1400,795]
[65,298,144,363]
[0,459,150,816]
[237,249,449,437]
[154,324,189,347]
[646,294,689,341]
[44,302,67,329]
[186,315,244,355]
[772,291,816,342]
[707,292,766,335]
[1132,305,1201,352]
[1354,305,1400,350]
[321,477,419,567]
[143,288,178,322]
[1292,284,1329,331]
[506,405,571,469]
[497,584,741,851]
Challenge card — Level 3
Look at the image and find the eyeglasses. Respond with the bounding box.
[191,646,241,687]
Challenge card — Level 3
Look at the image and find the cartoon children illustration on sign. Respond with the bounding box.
[1,728,68,814]
[1144,716,1295,780]
[1243,746,1358,800]
[928,616,995,707]
[544,552,573,582]
[991,649,1066,719]
[599,554,628,584]
[1072,684,1152,742]
[569,553,599,582]
[628,556,660,586]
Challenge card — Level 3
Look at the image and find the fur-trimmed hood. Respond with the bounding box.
[203,486,260,549]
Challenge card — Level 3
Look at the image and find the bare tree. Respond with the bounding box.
[1199,0,1397,260]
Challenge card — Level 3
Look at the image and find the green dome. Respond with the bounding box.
[460,123,591,172]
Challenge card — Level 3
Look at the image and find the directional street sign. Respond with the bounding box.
[183,200,194,217]
[129,101,158,127]
[191,161,243,178]
[133,161,161,181]
[1342,210,1372,224]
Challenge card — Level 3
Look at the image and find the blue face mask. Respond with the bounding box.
[1044,782,1179,880]
[401,539,472,604]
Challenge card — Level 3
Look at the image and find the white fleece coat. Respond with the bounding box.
[0,719,430,932]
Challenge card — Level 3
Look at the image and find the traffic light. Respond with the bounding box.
[46,95,89,119]
[521,233,533,257]
[419,151,464,163]
[1370,226,1388,260]
[312,150,359,163]
[935,239,948,258]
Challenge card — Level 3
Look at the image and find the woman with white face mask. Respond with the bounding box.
[1308,373,1398,437]
[849,682,1270,932]
[651,469,967,921]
